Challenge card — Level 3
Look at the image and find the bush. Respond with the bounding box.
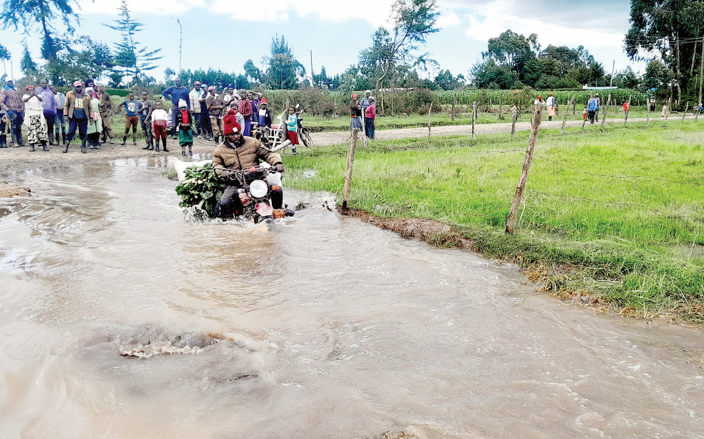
[175,163,226,218]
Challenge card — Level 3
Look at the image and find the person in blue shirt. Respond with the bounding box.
[117,92,140,145]
[162,78,190,138]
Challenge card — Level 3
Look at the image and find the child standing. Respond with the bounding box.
[176,99,195,157]
[286,107,299,155]
[118,92,139,146]
[364,97,376,139]
[151,101,169,152]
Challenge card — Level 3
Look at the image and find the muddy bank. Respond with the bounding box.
[0,182,31,198]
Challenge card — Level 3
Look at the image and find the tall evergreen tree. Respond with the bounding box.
[0,0,80,81]
[104,0,162,85]
[0,43,10,76]
[263,35,305,90]
[20,43,37,77]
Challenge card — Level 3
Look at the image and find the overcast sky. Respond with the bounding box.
[0,0,647,83]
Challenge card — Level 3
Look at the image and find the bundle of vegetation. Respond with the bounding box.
[175,164,226,218]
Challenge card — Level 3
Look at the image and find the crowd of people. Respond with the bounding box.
[0,77,290,156]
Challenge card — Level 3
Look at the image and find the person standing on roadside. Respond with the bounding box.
[176,99,195,157]
[594,93,601,122]
[162,78,190,138]
[0,78,25,147]
[35,79,58,145]
[97,84,115,144]
[546,91,556,121]
[138,91,155,150]
[206,86,225,144]
[238,92,253,136]
[189,81,203,137]
[150,101,169,152]
[587,94,597,124]
[286,107,299,155]
[117,92,139,146]
[364,97,376,139]
[84,79,99,98]
[258,98,273,128]
[533,95,545,113]
[22,85,49,152]
[63,80,91,154]
[199,84,212,140]
[85,87,103,149]
[51,85,66,145]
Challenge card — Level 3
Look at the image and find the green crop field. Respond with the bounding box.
[283,121,704,321]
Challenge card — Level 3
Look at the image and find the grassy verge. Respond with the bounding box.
[305,106,677,132]
[283,121,704,323]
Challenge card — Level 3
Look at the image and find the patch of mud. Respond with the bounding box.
[341,207,473,248]
[0,182,31,198]
[114,325,233,359]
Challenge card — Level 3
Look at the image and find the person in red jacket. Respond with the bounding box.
[364,97,376,139]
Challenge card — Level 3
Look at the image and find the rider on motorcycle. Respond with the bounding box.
[213,109,285,218]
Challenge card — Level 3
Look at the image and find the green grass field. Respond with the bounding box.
[284,121,704,321]
[304,106,678,132]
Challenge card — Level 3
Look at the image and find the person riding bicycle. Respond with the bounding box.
[212,109,286,219]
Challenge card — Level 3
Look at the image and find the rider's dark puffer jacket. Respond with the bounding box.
[212,137,282,175]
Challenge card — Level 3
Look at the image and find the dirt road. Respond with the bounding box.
[311,116,695,146]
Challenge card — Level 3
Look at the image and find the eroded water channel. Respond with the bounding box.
[0,159,703,439]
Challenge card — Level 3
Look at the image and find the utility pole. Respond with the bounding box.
[310,50,314,87]
[699,37,704,113]
[609,60,615,87]
[177,19,183,77]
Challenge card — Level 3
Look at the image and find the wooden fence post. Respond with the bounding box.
[666,97,671,123]
[511,106,518,139]
[498,93,503,119]
[451,94,456,122]
[506,104,544,234]
[472,101,476,140]
[600,94,612,131]
[342,129,359,210]
[427,103,433,144]
[561,98,572,134]
[682,101,689,122]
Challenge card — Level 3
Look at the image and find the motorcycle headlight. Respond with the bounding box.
[249,180,269,198]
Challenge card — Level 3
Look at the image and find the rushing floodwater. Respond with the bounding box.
[0,159,703,439]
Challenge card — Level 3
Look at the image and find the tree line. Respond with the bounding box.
[1,0,703,105]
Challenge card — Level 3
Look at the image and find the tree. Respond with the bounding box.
[434,69,465,90]
[0,43,10,76]
[643,60,674,98]
[625,0,704,102]
[104,0,162,84]
[483,29,538,80]
[243,59,262,83]
[470,58,518,89]
[44,36,115,85]
[263,35,305,89]
[367,0,439,90]
[0,0,80,82]
[20,43,37,80]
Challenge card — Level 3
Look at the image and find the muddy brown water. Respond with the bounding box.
[0,160,703,439]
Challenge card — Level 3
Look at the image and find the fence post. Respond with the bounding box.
[666,97,671,123]
[561,98,571,134]
[498,93,503,119]
[506,105,544,234]
[647,100,651,126]
[451,93,456,122]
[427,103,433,144]
[600,94,612,131]
[342,129,359,210]
[682,101,689,122]
[472,101,476,140]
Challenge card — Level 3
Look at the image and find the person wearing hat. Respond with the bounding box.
[85,87,103,149]
[258,98,273,128]
[150,101,169,152]
[0,78,25,147]
[97,84,115,144]
[199,84,213,140]
[238,92,253,136]
[206,86,225,144]
[176,99,195,157]
[63,80,91,153]
[117,92,140,146]
[534,94,545,113]
[212,109,286,218]
[189,80,204,137]
[162,78,190,138]
[22,85,49,151]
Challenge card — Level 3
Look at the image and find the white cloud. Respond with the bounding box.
[79,0,204,15]
[437,11,461,28]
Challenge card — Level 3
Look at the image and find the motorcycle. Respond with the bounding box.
[215,165,294,223]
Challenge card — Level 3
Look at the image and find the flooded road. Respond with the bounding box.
[0,160,703,439]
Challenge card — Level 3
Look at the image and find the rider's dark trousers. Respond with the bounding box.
[214,184,283,218]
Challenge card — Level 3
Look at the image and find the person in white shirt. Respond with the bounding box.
[22,85,49,151]
[546,91,556,121]
[150,101,170,152]
[189,81,203,137]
